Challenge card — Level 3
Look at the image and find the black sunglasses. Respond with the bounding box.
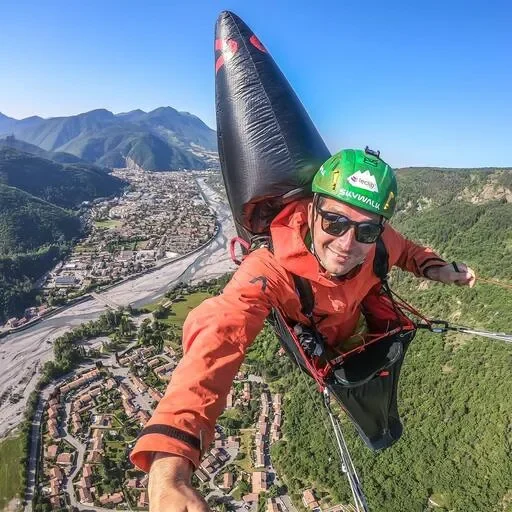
[315,205,383,244]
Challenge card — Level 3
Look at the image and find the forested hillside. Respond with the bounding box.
[0,147,125,209]
[0,147,126,322]
[245,167,512,512]
[0,185,82,254]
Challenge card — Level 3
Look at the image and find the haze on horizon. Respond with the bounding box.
[1,0,511,168]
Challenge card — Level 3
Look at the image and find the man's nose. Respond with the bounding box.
[335,226,358,249]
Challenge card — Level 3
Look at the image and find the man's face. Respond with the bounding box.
[308,196,381,276]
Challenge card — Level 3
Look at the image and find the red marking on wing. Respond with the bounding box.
[249,34,267,53]
[215,39,239,73]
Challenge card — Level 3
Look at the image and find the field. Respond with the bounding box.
[145,292,212,327]
[234,429,255,473]
[93,219,121,229]
[0,435,23,510]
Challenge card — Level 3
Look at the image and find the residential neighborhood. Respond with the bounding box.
[27,292,356,512]
[1,170,217,332]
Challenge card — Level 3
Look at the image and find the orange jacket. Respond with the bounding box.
[130,199,446,471]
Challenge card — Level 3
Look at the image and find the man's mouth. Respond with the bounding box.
[328,247,349,261]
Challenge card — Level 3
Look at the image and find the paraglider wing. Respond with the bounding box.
[215,10,330,240]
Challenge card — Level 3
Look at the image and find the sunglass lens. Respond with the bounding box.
[322,214,350,236]
[356,223,381,243]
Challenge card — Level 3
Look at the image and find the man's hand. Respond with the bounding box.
[149,453,210,512]
[425,263,476,288]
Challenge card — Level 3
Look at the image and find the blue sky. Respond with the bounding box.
[1,0,510,167]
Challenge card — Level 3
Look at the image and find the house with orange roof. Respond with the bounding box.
[56,452,74,465]
[221,472,233,490]
[49,466,62,480]
[86,450,103,463]
[46,445,58,459]
[252,471,267,494]
[78,487,94,505]
[83,464,93,478]
[148,387,163,402]
[137,409,151,426]
[49,478,60,496]
[302,489,321,511]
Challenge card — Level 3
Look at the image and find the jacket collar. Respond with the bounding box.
[270,198,368,287]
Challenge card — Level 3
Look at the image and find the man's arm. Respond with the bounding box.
[383,225,475,286]
[130,248,283,472]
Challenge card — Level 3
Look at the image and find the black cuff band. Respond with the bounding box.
[138,424,201,451]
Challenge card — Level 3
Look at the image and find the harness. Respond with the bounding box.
[231,231,417,452]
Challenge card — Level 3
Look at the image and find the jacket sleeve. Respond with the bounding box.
[129,249,283,472]
[383,224,448,278]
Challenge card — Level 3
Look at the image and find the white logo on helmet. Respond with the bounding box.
[347,170,379,193]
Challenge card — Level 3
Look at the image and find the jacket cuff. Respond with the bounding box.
[129,432,201,472]
[419,257,447,278]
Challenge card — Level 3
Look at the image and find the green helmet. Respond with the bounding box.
[312,148,397,219]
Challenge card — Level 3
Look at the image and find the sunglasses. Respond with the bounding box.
[315,205,383,244]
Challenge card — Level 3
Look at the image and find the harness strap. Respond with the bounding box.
[373,237,389,283]
[292,274,315,318]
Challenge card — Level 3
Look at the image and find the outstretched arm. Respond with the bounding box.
[130,248,283,471]
[383,225,475,287]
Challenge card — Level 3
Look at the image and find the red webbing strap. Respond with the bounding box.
[229,237,250,266]
[329,325,414,367]
[387,289,432,327]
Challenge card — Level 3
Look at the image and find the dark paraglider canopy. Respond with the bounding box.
[214,10,330,241]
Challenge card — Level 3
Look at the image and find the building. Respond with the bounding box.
[46,445,58,459]
[267,498,280,512]
[252,471,267,494]
[194,467,210,483]
[56,452,74,465]
[49,478,60,496]
[49,466,63,480]
[221,472,233,490]
[302,489,321,511]
[78,487,94,505]
[55,275,78,288]
[255,446,265,468]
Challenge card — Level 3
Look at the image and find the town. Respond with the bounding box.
[2,170,217,332]
[33,287,356,512]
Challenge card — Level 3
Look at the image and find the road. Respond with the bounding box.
[0,178,236,440]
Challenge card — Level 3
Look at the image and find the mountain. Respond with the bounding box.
[0,184,82,255]
[393,166,512,278]
[0,107,219,170]
[0,147,126,209]
[0,183,84,322]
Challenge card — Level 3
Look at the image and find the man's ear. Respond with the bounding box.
[307,201,313,229]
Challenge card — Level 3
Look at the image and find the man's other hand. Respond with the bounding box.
[425,263,476,288]
[149,453,211,512]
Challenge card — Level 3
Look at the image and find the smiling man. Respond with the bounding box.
[130,148,476,512]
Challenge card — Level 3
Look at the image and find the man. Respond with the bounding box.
[130,149,475,511]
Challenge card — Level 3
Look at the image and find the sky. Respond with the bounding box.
[1,0,511,168]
